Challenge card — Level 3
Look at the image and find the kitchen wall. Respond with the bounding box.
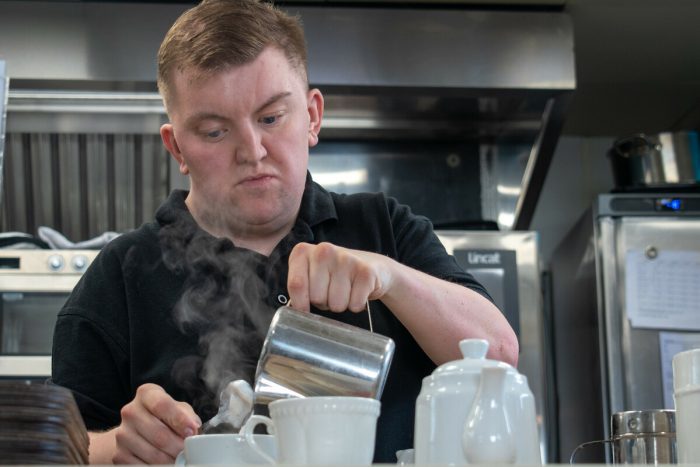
[562,0,700,137]
[531,136,615,266]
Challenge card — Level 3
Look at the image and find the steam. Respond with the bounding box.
[158,213,276,419]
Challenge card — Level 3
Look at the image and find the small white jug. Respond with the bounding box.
[463,366,515,463]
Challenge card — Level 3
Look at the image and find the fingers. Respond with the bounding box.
[288,242,385,313]
[114,383,201,464]
[349,265,375,311]
[288,243,312,311]
[308,243,334,310]
[113,423,168,464]
[326,267,351,312]
[137,384,201,438]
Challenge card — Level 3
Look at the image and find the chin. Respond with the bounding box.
[243,210,288,228]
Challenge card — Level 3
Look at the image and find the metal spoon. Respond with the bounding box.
[199,379,254,434]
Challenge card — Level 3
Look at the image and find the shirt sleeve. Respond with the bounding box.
[387,196,495,303]
[51,245,131,431]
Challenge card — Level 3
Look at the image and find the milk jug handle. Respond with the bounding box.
[569,439,613,464]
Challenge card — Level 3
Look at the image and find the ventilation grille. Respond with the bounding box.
[1,133,171,242]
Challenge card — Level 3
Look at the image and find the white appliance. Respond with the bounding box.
[0,249,97,380]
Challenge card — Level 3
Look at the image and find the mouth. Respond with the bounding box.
[239,173,275,187]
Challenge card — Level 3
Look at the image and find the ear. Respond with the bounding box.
[307,88,324,148]
[160,123,189,175]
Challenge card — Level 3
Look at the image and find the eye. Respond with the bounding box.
[200,128,227,141]
[259,111,284,127]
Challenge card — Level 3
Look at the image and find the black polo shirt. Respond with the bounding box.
[52,174,492,463]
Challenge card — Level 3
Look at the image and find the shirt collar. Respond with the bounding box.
[156,189,191,228]
[298,171,338,228]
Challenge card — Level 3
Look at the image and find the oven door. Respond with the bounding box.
[0,278,78,380]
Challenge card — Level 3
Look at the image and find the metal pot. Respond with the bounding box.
[608,132,700,188]
[611,410,676,464]
[570,409,677,464]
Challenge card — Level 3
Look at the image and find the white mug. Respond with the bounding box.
[673,348,700,463]
[175,433,276,465]
[396,448,415,465]
[241,396,380,465]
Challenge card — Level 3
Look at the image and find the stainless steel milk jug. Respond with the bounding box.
[253,306,395,404]
[570,409,676,464]
[611,410,676,465]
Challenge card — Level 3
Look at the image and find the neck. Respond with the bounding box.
[185,196,295,257]
[231,234,287,257]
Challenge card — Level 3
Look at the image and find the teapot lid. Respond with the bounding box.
[431,339,512,378]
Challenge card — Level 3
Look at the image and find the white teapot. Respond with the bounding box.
[413,339,541,465]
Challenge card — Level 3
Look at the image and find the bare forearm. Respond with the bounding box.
[380,259,519,366]
[285,242,518,366]
[88,429,116,464]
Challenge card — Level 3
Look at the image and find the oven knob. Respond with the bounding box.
[72,255,89,272]
[48,254,65,271]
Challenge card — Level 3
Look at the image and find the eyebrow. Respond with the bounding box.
[255,91,292,114]
[183,92,293,128]
[184,112,227,129]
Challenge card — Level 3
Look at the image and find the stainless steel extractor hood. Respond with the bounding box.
[0,1,575,239]
[0,60,6,209]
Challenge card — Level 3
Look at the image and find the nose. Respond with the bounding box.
[235,123,267,164]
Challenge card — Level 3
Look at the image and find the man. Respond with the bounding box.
[51,0,518,464]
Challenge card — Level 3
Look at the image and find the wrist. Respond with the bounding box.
[88,428,117,464]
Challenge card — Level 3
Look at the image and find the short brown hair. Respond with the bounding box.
[157,0,308,111]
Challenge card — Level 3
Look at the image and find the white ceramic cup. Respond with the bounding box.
[241,396,380,465]
[673,347,700,393]
[395,448,415,465]
[175,433,276,465]
[673,348,700,463]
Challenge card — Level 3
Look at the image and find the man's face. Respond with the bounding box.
[160,47,323,241]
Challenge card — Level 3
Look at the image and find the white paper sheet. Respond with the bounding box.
[659,332,700,409]
[626,249,700,330]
